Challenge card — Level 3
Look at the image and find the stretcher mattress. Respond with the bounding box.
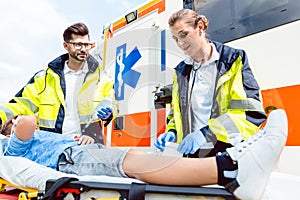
[1,155,300,200]
[0,156,235,199]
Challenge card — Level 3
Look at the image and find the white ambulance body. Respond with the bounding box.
[94,0,184,149]
[92,0,300,177]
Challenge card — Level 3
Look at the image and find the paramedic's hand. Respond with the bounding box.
[77,135,95,145]
[178,130,206,154]
[154,131,176,151]
[97,107,112,120]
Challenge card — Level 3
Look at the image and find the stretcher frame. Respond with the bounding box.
[0,154,236,200]
[3,169,300,199]
[0,176,236,200]
[44,178,236,200]
[0,177,41,200]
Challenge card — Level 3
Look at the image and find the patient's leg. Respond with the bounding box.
[123,109,288,200]
[122,149,217,185]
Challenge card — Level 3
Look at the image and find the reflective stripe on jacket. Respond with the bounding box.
[166,41,266,143]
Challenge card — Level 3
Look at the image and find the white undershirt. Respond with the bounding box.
[185,43,220,132]
[62,61,88,136]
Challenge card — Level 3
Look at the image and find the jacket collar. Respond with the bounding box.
[183,42,220,66]
[48,53,99,75]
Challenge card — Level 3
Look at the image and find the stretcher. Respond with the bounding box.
[0,177,235,200]
[43,178,235,200]
[1,155,300,200]
[0,173,235,200]
[0,155,236,200]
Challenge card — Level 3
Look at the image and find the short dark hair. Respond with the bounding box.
[63,22,90,42]
[0,115,18,136]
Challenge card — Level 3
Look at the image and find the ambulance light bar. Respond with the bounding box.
[125,10,137,24]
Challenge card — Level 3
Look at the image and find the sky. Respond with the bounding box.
[0,0,148,103]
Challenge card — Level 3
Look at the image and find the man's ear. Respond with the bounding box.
[63,41,68,50]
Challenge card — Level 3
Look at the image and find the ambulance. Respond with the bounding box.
[94,0,300,177]
[1,0,300,199]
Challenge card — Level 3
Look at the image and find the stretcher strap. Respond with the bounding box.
[43,177,79,200]
[128,182,146,200]
[225,179,240,194]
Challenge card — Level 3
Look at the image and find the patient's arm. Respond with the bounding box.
[12,116,36,141]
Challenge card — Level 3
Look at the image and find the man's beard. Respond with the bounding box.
[70,51,87,62]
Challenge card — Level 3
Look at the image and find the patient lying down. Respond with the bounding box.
[0,111,288,200]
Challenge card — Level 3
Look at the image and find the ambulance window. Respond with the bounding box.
[114,116,124,130]
[234,0,287,20]
[193,0,232,35]
[188,0,300,43]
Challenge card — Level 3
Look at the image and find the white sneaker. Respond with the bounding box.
[227,109,288,200]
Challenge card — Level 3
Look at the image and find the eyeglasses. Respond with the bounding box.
[67,41,93,50]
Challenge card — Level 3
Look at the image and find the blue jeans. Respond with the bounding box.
[58,144,129,178]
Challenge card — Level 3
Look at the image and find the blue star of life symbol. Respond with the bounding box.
[114,43,142,100]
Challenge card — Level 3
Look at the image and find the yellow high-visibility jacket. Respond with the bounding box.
[166,41,266,144]
[0,54,117,143]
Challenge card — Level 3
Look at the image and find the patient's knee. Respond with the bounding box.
[122,148,147,177]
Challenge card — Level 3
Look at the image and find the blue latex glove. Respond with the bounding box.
[178,130,207,154]
[97,107,112,120]
[154,131,176,151]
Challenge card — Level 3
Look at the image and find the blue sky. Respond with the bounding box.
[0,0,147,103]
